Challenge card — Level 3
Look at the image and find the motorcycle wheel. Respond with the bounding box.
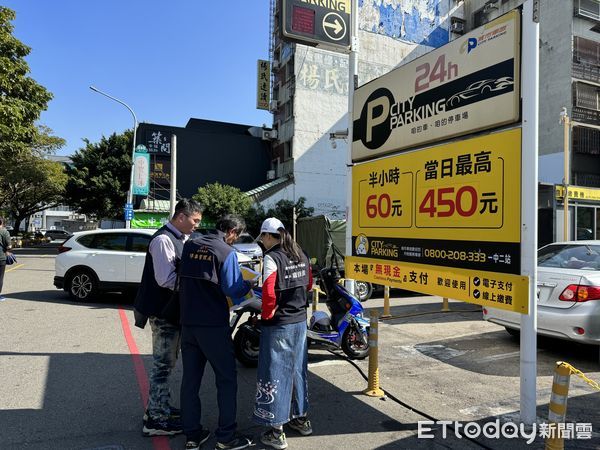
[341,325,369,359]
[233,326,260,368]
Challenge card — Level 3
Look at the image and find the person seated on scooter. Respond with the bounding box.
[254,217,314,450]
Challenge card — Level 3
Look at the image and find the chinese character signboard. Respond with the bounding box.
[352,10,520,162]
[132,152,150,195]
[145,130,171,154]
[346,128,528,313]
[282,0,351,52]
[556,185,600,202]
[257,60,271,110]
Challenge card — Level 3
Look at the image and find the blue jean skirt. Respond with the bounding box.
[253,320,309,427]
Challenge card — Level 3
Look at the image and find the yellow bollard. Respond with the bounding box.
[382,285,391,318]
[364,309,385,397]
[441,297,450,312]
[545,362,571,450]
[312,286,322,312]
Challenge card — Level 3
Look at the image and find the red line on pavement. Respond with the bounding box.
[118,307,172,450]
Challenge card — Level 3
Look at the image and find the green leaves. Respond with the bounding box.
[64,131,133,220]
[193,182,253,223]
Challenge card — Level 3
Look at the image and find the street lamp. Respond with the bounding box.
[89,85,138,229]
[559,107,570,241]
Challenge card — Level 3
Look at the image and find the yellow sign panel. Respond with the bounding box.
[350,128,527,313]
[556,185,600,202]
[352,10,520,162]
[346,256,528,313]
[256,60,271,110]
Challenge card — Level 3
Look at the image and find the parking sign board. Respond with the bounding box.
[282,0,351,52]
[352,10,520,162]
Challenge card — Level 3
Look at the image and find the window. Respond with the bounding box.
[576,0,600,22]
[574,36,600,65]
[574,82,600,110]
[130,234,151,252]
[77,235,95,248]
[90,233,127,251]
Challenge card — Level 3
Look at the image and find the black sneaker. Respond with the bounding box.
[260,429,287,449]
[186,429,211,449]
[214,433,253,450]
[143,406,181,422]
[142,416,183,436]
[287,417,312,436]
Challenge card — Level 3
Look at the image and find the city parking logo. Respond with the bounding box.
[355,87,395,150]
[355,234,369,255]
[460,37,478,54]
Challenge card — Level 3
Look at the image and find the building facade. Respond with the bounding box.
[265,0,600,245]
[265,0,460,218]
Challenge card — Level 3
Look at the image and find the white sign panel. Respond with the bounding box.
[352,10,521,162]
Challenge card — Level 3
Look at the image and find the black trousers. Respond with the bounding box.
[0,262,5,294]
[180,325,238,443]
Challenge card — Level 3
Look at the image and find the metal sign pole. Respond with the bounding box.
[345,0,358,295]
[520,0,539,425]
[170,134,177,219]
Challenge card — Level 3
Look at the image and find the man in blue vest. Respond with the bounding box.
[179,215,254,450]
[134,198,204,436]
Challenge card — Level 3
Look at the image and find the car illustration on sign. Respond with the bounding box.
[446,76,514,108]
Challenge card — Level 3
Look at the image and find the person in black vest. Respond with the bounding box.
[253,218,313,450]
[179,214,254,450]
[134,198,204,436]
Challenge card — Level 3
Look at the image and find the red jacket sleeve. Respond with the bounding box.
[261,255,278,320]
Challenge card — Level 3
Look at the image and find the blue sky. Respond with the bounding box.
[4,0,272,156]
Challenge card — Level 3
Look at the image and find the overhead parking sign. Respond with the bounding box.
[282,0,351,52]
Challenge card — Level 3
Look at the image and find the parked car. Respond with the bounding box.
[483,241,600,345]
[54,228,253,301]
[45,229,73,241]
[232,233,263,261]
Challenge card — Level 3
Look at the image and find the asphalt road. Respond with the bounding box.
[1,252,599,449]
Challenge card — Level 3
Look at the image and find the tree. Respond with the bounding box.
[266,197,314,231]
[0,7,53,160]
[245,197,314,236]
[193,183,253,223]
[64,131,133,220]
[0,125,66,232]
[1,153,68,233]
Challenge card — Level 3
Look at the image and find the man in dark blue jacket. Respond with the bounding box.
[179,215,253,450]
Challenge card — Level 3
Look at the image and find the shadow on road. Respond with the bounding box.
[6,289,135,309]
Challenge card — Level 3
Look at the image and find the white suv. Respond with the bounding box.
[54,228,253,301]
[54,229,155,301]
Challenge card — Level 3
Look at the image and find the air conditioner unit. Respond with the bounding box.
[269,100,278,111]
[266,170,276,180]
[450,20,465,34]
[271,59,280,71]
[262,129,278,140]
[484,1,499,13]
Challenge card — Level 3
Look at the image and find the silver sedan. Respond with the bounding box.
[483,241,600,345]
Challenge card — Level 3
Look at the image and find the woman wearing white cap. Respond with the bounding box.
[253,217,313,449]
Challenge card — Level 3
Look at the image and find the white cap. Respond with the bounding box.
[260,217,285,234]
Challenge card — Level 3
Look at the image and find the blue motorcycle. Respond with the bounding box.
[231,267,370,367]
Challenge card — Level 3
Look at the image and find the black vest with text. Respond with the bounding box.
[263,245,310,326]
[134,225,184,318]
[179,230,236,327]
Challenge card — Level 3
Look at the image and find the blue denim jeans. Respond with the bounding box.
[147,316,181,420]
[254,321,309,427]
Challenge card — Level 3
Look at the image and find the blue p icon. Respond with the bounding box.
[467,38,477,53]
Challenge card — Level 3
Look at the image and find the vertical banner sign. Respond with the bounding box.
[257,60,271,110]
[352,10,521,162]
[132,152,150,195]
[346,128,528,313]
